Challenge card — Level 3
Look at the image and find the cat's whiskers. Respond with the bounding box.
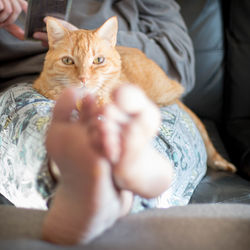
[52,76,82,88]
[52,76,69,85]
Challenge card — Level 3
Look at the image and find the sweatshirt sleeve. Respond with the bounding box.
[116,0,195,95]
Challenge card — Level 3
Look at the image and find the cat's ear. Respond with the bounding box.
[46,17,68,48]
[95,16,118,47]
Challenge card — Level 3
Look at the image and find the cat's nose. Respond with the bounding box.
[79,76,87,86]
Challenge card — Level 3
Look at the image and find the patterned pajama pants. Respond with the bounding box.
[0,83,207,212]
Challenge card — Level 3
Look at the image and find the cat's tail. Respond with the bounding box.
[176,100,236,173]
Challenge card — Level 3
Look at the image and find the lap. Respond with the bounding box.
[0,84,207,211]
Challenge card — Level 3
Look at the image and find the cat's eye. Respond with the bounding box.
[93,56,105,65]
[62,56,74,65]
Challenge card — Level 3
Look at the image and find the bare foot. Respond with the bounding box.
[43,85,173,245]
[98,85,173,198]
[43,88,132,245]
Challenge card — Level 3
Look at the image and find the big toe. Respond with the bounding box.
[112,84,161,136]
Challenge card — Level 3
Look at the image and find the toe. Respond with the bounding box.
[112,84,148,114]
[79,94,97,123]
[112,84,161,138]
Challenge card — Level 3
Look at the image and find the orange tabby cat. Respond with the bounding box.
[33,16,236,172]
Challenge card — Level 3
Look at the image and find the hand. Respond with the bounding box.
[33,17,78,47]
[0,0,27,40]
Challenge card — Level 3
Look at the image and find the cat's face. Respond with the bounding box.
[44,17,121,96]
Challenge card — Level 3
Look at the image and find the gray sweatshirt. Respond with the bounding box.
[0,0,195,95]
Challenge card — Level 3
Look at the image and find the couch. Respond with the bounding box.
[1,0,250,249]
[179,0,250,204]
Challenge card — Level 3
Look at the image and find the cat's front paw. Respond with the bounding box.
[208,153,237,173]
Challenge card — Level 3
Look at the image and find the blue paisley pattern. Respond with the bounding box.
[0,83,207,211]
[0,83,54,209]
